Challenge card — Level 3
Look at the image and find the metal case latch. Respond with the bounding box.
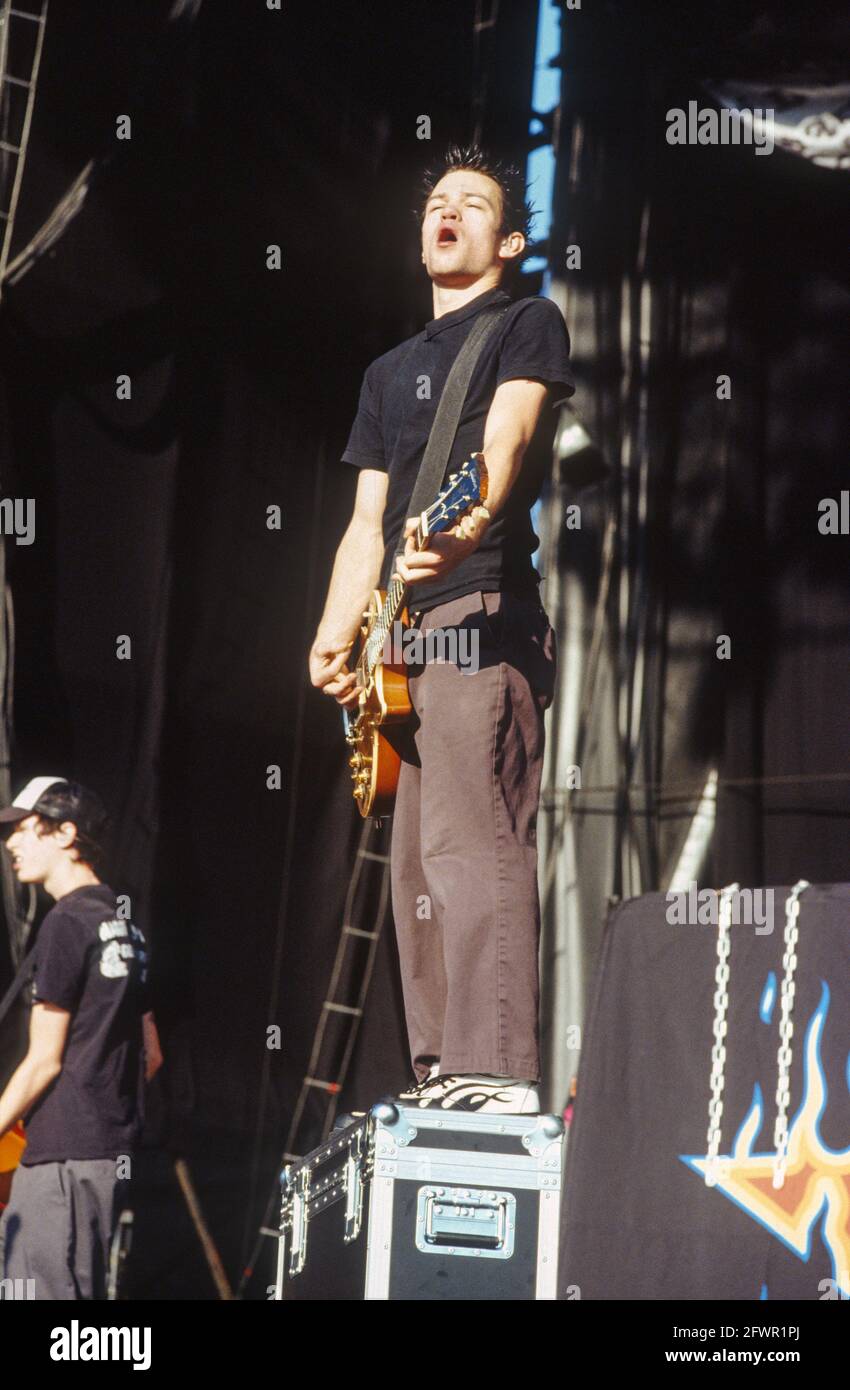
[344,1126,365,1242]
[288,1164,310,1276]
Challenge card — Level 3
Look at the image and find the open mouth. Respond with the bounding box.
[436,226,459,246]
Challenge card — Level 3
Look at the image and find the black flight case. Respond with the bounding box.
[275,1100,565,1300]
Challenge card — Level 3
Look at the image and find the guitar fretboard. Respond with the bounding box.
[356,519,427,682]
[351,454,485,688]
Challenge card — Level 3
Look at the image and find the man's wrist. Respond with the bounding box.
[314,624,358,654]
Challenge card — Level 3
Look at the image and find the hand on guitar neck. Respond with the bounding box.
[390,502,491,587]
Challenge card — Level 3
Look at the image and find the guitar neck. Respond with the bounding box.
[357,517,430,683]
[350,452,486,689]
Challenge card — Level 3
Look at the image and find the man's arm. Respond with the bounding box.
[142,1010,163,1082]
[0,1002,70,1137]
[476,377,549,520]
[393,377,549,585]
[309,467,388,707]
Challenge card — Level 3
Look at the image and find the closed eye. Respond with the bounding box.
[427,196,487,211]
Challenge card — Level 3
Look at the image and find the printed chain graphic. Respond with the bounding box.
[682,982,850,1298]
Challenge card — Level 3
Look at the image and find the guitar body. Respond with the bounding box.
[347,590,412,818]
[0,1121,26,1207]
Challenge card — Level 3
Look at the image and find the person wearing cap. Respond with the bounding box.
[0,777,159,1299]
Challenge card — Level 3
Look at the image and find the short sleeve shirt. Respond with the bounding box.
[341,285,575,612]
[21,884,148,1165]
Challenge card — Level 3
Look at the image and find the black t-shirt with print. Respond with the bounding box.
[21,884,148,1165]
[341,285,576,612]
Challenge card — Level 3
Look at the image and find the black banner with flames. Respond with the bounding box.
[560,884,850,1301]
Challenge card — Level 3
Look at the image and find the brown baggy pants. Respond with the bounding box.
[390,588,557,1085]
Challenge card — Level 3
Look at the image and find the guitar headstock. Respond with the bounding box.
[423,454,488,537]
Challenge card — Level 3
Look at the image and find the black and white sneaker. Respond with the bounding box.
[414,1074,541,1114]
[396,1062,442,1105]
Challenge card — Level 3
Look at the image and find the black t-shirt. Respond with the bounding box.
[341,285,575,612]
[21,884,148,1165]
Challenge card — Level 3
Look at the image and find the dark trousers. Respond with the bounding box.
[0,1158,122,1299]
[390,588,557,1084]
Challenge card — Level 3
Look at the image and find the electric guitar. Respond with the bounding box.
[343,453,488,818]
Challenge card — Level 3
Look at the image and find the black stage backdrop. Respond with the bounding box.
[0,1,847,1297]
[537,1,850,1089]
[0,0,544,1297]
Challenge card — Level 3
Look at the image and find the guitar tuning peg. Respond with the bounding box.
[448,472,457,483]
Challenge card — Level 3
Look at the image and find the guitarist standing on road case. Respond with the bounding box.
[309,145,575,1115]
[0,778,160,1299]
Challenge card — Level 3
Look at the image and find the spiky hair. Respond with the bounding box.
[415,142,536,245]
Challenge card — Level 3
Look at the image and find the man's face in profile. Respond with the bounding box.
[4,814,72,885]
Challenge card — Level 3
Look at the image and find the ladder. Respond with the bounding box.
[0,0,49,299]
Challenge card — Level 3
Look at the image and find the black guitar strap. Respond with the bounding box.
[380,302,509,591]
[0,941,36,1030]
